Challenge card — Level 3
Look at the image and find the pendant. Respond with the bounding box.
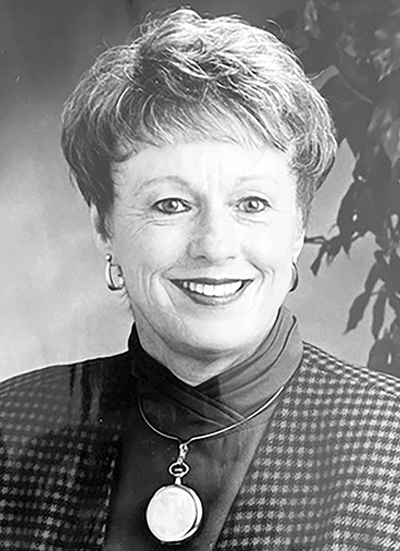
[146,443,203,544]
[146,483,203,544]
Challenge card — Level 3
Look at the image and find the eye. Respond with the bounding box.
[153,198,191,214]
[237,197,270,214]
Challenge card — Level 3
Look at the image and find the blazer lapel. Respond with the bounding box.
[75,354,136,549]
[61,354,135,550]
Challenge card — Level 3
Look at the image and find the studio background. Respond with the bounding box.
[0,0,375,382]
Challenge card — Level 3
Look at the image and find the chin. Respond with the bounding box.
[171,319,261,359]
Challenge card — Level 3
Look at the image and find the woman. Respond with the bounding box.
[1,8,400,550]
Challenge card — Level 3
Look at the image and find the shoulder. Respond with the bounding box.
[297,343,400,439]
[302,341,400,400]
[0,351,134,439]
[0,350,133,401]
[276,342,400,464]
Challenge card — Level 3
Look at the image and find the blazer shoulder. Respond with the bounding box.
[0,350,132,398]
[302,341,400,401]
[0,350,133,434]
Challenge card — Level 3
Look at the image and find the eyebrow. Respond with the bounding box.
[236,174,281,189]
[121,172,283,199]
[133,176,190,195]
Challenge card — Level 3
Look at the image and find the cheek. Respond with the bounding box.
[115,225,188,283]
[246,224,298,270]
[251,247,291,281]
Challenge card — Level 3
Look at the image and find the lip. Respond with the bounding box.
[170,277,253,306]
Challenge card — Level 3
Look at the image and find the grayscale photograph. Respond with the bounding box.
[0,0,399,549]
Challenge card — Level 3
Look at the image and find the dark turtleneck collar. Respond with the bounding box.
[128,306,303,437]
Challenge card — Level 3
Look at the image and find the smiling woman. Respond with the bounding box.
[100,142,303,384]
[1,7,400,551]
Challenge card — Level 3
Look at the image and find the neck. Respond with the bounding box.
[135,323,272,387]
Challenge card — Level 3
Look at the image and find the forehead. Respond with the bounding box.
[113,141,296,195]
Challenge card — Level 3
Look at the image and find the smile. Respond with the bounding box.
[171,278,251,304]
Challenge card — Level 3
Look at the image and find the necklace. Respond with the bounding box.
[138,384,285,545]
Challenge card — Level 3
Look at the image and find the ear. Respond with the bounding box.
[292,226,305,263]
[90,205,112,257]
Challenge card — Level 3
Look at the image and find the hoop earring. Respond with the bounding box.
[290,263,299,292]
[105,254,125,291]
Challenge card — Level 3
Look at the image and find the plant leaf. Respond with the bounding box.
[310,245,327,275]
[364,262,380,293]
[368,93,400,165]
[346,292,371,332]
[336,183,359,250]
[304,0,321,40]
[389,252,400,293]
[372,291,387,339]
[370,14,400,81]
[388,293,400,317]
[320,75,372,154]
[326,235,343,262]
[367,338,392,371]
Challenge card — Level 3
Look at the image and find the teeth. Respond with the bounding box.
[181,281,243,297]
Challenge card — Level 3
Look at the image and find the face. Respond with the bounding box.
[94,141,304,365]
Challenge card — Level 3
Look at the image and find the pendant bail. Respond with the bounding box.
[169,442,190,484]
[179,442,188,460]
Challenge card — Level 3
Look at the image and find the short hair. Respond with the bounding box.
[61,7,337,237]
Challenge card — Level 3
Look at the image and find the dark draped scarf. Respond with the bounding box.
[104,306,303,550]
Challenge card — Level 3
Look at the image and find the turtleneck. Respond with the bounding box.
[104,307,303,550]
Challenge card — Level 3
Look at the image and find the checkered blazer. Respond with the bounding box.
[1,343,400,550]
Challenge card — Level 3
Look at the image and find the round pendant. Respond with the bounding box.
[146,483,203,544]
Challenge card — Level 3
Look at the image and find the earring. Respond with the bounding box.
[290,263,299,292]
[105,253,125,291]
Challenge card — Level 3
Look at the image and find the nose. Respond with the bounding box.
[187,205,239,264]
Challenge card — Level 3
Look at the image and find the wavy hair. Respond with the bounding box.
[61,8,337,236]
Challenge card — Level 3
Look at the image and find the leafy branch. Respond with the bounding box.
[279,0,400,376]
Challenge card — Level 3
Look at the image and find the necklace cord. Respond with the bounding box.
[138,384,285,447]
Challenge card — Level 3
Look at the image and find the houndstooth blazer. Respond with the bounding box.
[0,343,400,550]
